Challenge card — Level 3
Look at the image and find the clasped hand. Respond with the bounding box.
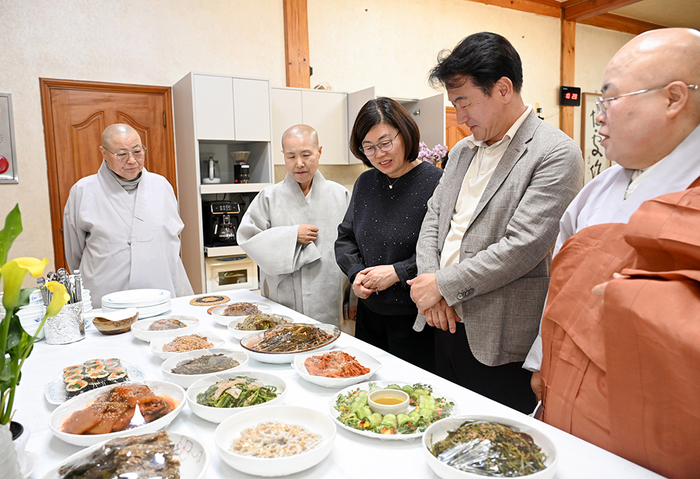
[297,224,319,244]
[352,265,398,299]
[407,273,461,333]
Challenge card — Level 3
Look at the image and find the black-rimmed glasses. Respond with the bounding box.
[103,145,147,162]
[595,83,699,118]
[361,132,400,157]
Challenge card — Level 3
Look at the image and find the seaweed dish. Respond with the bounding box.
[62,359,130,399]
[245,323,337,353]
[235,313,289,331]
[430,420,548,476]
[58,431,180,479]
[61,384,176,435]
[171,353,240,375]
[148,318,188,331]
[223,302,261,316]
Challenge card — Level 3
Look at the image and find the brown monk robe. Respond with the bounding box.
[540,180,700,479]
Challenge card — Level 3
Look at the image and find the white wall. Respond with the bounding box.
[0,0,285,273]
[0,0,636,282]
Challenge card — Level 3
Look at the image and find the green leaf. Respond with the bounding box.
[0,204,22,267]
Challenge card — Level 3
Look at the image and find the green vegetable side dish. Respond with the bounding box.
[196,376,279,408]
[335,382,453,435]
[430,421,548,476]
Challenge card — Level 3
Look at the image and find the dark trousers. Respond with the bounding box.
[434,323,537,414]
[356,299,435,373]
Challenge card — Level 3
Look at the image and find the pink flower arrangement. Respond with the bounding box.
[417,142,448,167]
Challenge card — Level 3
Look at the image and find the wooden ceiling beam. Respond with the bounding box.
[283,0,311,88]
[563,0,644,23]
[466,0,560,19]
[579,12,664,35]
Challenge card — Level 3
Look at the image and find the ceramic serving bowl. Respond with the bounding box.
[240,323,340,364]
[211,302,271,326]
[150,331,225,360]
[228,314,294,341]
[368,389,410,415]
[161,348,249,389]
[422,415,558,479]
[187,371,287,423]
[41,432,209,479]
[291,346,381,388]
[90,308,139,335]
[130,315,199,342]
[49,380,186,447]
[215,405,335,476]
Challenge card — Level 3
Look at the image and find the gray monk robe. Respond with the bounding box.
[237,171,350,326]
[64,161,193,307]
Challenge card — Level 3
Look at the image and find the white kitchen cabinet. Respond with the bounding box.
[173,72,274,293]
[347,87,446,155]
[271,87,349,165]
[194,74,271,142]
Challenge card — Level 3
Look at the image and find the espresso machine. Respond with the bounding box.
[202,201,242,247]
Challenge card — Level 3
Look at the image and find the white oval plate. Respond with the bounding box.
[422,415,557,479]
[49,380,186,447]
[215,405,335,477]
[161,348,249,389]
[211,302,271,326]
[228,314,295,341]
[44,360,146,405]
[187,371,288,423]
[41,432,209,479]
[292,346,382,389]
[131,315,200,342]
[150,331,225,360]
[240,323,340,364]
[101,288,171,308]
[328,380,456,441]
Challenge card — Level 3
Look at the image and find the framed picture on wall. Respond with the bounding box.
[0,93,19,184]
[580,92,612,185]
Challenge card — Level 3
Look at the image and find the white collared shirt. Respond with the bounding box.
[440,105,533,268]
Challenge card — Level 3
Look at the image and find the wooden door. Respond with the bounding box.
[445,106,472,150]
[40,78,176,271]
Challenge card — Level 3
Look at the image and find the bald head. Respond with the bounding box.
[100,123,144,180]
[281,125,319,150]
[102,124,140,150]
[597,28,700,169]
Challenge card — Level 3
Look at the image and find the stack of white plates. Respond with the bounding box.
[101,289,171,318]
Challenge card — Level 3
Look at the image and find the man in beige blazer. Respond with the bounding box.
[409,32,583,413]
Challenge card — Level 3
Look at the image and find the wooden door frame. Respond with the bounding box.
[39,78,177,270]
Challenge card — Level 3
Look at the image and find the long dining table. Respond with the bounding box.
[15,289,663,478]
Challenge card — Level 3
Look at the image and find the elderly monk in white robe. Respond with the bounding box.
[237,125,350,328]
[64,124,193,308]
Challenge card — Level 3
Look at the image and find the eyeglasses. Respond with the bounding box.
[103,145,147,162]
[361,132,400,157]
[595,83,699,118]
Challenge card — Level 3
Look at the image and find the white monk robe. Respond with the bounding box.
[524,123,700,370]
[64,161,193,307]
[237,171,350,326]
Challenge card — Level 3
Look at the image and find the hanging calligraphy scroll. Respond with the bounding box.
[580,92,612,185]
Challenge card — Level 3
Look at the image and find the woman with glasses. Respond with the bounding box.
[335,97,442,371]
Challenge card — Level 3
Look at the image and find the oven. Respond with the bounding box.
[205,255,259,292]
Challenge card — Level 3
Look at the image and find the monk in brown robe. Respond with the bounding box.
[540,28,700,479]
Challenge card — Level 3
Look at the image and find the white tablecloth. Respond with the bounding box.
[14,290,662,478]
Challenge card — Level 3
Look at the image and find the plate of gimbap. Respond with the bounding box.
[44,357,146,405]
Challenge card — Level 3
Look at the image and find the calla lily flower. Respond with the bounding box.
[0,257,49,309]
[44,281,70,317]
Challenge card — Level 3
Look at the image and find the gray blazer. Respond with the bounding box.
[415,110,583,366]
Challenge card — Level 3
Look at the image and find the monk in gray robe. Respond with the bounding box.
[64,124,193,307]
[237,125,350,328]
